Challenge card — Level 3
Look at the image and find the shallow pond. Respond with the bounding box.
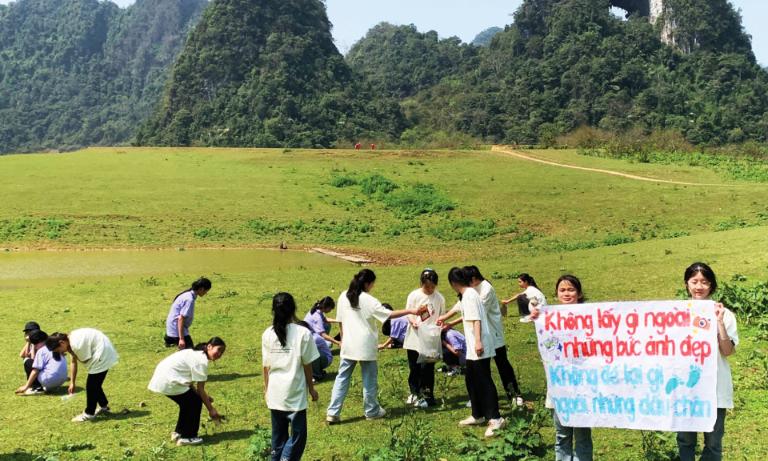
[0,248,350,287]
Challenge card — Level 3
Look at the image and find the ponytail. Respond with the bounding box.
[346,269,376,308]
[272,292,297,347]
[519,273,538,289]
[310,296,335,314]
[174,276,212,301]
[194,336,226,351]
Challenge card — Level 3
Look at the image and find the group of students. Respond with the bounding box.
[15,263,738,461]
[261,262,738,461]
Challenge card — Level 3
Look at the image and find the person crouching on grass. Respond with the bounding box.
[262,293,319,461]
[165,277,212,350]
[46,328,119,422]
[16,330,68,396]
[148,337,225,446]
[444,267,505,438]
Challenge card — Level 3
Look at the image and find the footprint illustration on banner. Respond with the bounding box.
[665,365,703,394]
[686,365,702,388]
[665,376,680,395]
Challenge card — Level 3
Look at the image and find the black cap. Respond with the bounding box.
[23,321,41,332]
[28,329,48,345]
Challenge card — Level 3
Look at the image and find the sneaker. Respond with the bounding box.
[458,415,486,426]
[414,398,429,409]
[515,396,525,406]
[71,412,95,422]
[95,406,111,416]
[445,368,460,377]
[365,407,387,420]
[326,415,341,424]
[405,394,418,405]
[465,400,472,408]
[22,388,44,396]
[176,437,203,446]
[485,417,506,438]
[170,432,181,442]
[519,316,532,323]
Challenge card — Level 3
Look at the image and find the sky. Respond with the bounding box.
[1,0,766,65]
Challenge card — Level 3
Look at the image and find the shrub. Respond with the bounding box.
[382,183,455,217]
[360,174,399,196]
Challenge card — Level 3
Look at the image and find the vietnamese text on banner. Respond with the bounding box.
[535,300,717,432]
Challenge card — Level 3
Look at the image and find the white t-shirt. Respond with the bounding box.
[403,288,446,351]
[148,349,209,396]
[337,291,391,361]
[460,288,496,361]
[717,308,739,409]
[69,328,118,374]
[524,285,547,307]
[262,324,320,412]
[477,280,505,349]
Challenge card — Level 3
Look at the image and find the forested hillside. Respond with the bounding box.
[346,23,478,99]
[136,0,405,148]
[398,0,768,144]
[1,0,767,152]
[0,0,206,153]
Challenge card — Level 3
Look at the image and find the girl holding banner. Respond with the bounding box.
[535,275,594,461]
[677,263,738,461]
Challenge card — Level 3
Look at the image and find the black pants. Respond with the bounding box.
[407,349,435,400]
[168,389,203,438]
[23,359,43,390]
[517,294,530,316]
[443,349,461,367]
[85,371,109,415]
[465,357,500,420]
[494,346,521,396]
[165,335,193,349]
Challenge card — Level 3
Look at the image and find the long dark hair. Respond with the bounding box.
[173,277,212,301]
[518,273,538,288]
[45,332,68,361]
[272,292,297,347]
[381,303,394,336]
[555,275,585,303]
[684,262,718,296]
[448,267,471,287]
[347,269,376,308]
[310,296,335,314]
[463,265,485,282]
[194,337,226,357]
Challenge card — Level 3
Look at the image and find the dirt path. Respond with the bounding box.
[491,145,727,187]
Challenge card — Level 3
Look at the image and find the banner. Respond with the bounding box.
[535,300,717,432]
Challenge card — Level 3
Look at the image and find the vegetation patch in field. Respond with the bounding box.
[579,140,768,183]
[429,218,515,241]
[246,217,373,243]
[0,217,72,240]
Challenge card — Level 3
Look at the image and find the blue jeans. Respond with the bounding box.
[270,409,307,461]
[326,358,381,418]
[677,408,726,461]
[553,410,593,461]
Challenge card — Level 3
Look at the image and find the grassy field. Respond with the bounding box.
[1,147,767,460]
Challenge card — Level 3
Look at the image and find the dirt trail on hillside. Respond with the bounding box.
[491,145,728,187]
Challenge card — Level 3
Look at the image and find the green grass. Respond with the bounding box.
[1,147,768,459]
[2,147,768,263]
